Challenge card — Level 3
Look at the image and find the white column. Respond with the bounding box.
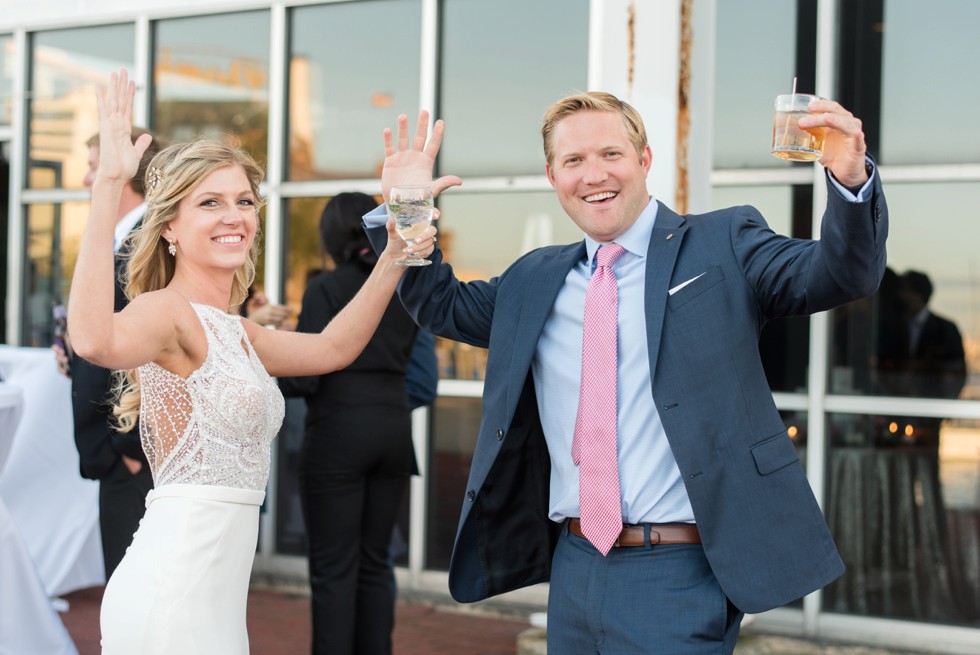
[589,0,682,204]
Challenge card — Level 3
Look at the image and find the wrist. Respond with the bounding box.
[839,159,874,192]
[93,177,130,192]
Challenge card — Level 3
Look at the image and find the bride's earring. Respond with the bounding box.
[168,239,177,257]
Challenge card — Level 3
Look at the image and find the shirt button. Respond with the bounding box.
[466,489,476,502]
[496,429,504,441]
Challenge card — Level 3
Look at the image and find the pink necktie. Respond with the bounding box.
[572,243,626,556]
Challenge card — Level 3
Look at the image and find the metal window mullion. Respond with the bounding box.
[801,0,840,637]
[133,16,151,126]
[258,2,288,563]
[6,29,27,345]
[406,0,441,590]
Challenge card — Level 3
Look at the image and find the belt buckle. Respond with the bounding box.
[649,529,661,545]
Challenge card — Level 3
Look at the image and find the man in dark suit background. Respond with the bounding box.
[57,128,162,578]
[366,92,886,653]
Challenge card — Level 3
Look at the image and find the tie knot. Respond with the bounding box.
[595,243,626,269]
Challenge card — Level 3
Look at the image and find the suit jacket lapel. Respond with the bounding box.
[645,202,687,379]
[506,241,586,412]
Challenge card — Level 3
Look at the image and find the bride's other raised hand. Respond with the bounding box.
[94,69,153,186]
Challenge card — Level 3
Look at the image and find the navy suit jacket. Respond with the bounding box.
[368,172,888,613]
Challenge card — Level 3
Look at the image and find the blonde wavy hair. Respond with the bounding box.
[113,139,265,432]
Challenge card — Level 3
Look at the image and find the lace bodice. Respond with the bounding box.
[137,303,285,490]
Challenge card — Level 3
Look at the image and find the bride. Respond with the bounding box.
[67,70,441,654]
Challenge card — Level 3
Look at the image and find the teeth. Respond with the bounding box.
[214,236,242,244]
[584,192,617,202]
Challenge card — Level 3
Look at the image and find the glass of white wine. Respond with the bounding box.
[388,185,434,267]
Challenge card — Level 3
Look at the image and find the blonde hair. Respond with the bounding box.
[541,91,648,166]
[113,139,266,432]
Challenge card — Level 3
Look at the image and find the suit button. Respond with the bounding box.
[496,429,504,441]
[466,489,476,502]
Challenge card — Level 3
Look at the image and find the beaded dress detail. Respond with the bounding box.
[137,303,284,490]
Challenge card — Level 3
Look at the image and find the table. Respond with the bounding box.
[0,379,79,654]
[0,345,103,594]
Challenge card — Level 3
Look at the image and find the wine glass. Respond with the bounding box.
[388,185,435,267]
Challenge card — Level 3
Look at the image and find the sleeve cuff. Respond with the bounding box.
[828,157,876,203]
[362,204,388,228]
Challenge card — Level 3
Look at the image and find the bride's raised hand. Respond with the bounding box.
[94,69,153,185]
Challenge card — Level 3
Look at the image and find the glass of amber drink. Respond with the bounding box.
[771,93,826,162]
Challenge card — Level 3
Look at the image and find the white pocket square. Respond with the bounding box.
[668,272,706,296]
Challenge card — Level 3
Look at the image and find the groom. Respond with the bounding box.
[367,92,887,653]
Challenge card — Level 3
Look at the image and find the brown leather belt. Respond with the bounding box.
[567,518,701,547]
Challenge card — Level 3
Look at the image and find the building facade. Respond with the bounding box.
[2,1,978,651]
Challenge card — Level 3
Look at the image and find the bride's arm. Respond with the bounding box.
[247,218,435,378]
[67,69,176,370]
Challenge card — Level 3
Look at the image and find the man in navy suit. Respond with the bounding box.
[366,92,887,653]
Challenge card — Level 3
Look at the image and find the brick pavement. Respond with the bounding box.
[59,585,529,655]
[59,586,934,655]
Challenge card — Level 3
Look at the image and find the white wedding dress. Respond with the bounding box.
[100,303,285,654]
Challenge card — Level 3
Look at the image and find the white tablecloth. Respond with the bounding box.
[0,345,103,595]
[0,378,79,654]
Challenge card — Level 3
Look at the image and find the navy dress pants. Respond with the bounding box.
[548,524,743,654]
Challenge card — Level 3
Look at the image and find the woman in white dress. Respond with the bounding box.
[67,70,446,654]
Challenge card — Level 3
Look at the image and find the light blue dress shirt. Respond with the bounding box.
[533,198,695,525]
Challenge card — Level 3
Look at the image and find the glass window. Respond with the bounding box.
[714,0,811,169]
[439,0,588,177]
[825,412,980,624]
[879,1,980,164]
[23,201,89,347]
[830,182,977,400]
[435,190,582,381]
[153,11,270,165]
[288,0,421,181]
[712,184,811,392]
[427,395,480,570]
[1,35,14,124]
[28,24,135,189]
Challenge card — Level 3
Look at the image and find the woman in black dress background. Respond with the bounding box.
[281,192,419,655]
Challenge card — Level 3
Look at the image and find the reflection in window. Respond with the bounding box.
[29,25,135,189]
[288,0,421,181]
[284,196,342,312]
[23,202,89,347]
[711,185,811,392]
[153,12,270,165]
[440,0,588,177]
[825,412,980,624]
[427,396,481,570]
[714,0,812,169]
[830,182,978,401]
[435,191,583,381]
[880,1,980,164]
[1,34,14,124]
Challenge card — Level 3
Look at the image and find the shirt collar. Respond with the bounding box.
[583,196,658,266]
[114,202,147,253]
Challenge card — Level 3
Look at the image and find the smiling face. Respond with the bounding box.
[545,110,652,243]
[162,164,258,272]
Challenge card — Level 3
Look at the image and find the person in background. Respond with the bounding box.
[280,192,421,655]
[238,285,294,330]
[53,124,163,579]
[365,91,886,653]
